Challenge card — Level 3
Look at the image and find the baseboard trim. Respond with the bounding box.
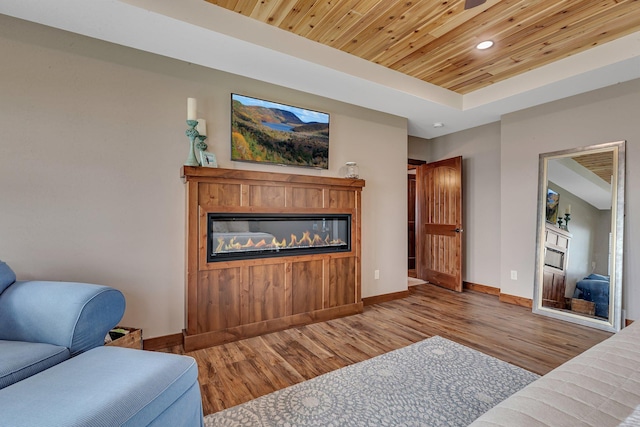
[499,293,533,308]
[463,281,500,296]
[143,333,183,351]
[363,290,411,306]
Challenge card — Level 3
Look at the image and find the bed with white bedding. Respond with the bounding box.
[469,321,640,427]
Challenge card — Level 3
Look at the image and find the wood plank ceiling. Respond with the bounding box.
[573,151,614,184]
[204,0,640,94]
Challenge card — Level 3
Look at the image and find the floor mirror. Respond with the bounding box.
[533,140,625,332]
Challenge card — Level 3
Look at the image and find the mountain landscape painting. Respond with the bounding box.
[231,94,329,169]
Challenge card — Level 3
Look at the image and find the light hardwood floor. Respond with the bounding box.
[164,284,612,416]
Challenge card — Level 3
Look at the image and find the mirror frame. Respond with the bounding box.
[533,140,625,332]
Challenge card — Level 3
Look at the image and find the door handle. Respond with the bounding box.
[454,228,463,233]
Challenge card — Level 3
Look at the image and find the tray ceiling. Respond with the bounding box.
[205,0,640,94]
[2,0,639,138]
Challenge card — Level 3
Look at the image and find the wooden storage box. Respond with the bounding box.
[105,326,142,349]
[571,298,595,316]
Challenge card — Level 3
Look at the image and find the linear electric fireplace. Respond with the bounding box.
[183,167,364,350]
[207,213,351,262]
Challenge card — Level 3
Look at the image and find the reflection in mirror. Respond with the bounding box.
[533,141,625,332]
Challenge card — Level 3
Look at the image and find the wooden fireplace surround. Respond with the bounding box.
[181,166,365,351]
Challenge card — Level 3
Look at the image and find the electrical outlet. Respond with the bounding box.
[510,270,518,280]
[374,270,380,280]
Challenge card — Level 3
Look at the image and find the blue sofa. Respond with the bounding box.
[0,260,204,426]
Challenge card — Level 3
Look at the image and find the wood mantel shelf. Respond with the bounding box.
[181,166,365,351]
[181,166,365,188]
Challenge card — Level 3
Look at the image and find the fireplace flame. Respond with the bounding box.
[215,231,345,254]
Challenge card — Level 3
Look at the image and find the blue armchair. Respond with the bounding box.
[0,260,204,426]
[0,260,125,388]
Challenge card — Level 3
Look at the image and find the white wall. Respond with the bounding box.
[0,15,408,338]
[500,79,639,320]
[410,122,502,288]
[408,135,429,161]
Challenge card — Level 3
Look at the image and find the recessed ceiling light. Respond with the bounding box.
[433,122,444,128]
[476,40,494,50]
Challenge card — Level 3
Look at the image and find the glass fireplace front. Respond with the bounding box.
[207,213,351,262]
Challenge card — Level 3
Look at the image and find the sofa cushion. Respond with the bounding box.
[0,340,70,390]
[0,260,16,294]
[0,346,203,427]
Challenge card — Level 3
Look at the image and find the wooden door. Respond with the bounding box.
[416,156,463,292]
[408,173,417,272]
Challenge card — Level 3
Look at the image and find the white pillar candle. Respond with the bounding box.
[196,119,207,136]
[187,98,197,121]
[565,204,571,215]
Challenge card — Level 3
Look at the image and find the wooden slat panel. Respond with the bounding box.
[197,269,242,333]
[306,0,379,44]
[371,5,455,67]
[291,260,324,314]
[328,189,355,209]
[328,257,356,307]
[248,0,281,21]
[270,0,318,33]
[436,1,639,92]
[291,187,323,208]
[290,0,348,38]
[260,0,300,27]
[233,0,258,14]
[199,183,241,207]
[246,264,287,323]
[204,0,640,94]
[248,184,286,207]
[402,1,569,81]
[314,0,394,48]
[340,1,423,57]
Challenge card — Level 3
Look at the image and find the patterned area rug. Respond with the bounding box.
[204,336,539,426]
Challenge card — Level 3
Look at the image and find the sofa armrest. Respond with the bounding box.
[0,281,125,356]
